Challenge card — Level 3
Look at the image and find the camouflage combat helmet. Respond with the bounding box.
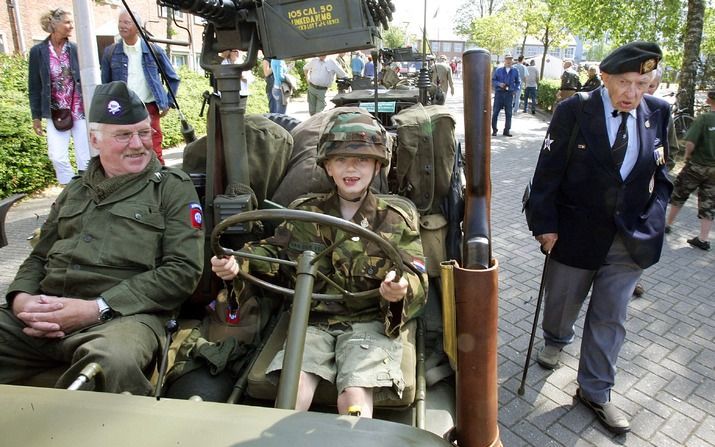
[317,112,389,166]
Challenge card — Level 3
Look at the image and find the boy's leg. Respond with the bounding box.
[334,321,404,418]
[296,371,321,410]
[338,386,374,417]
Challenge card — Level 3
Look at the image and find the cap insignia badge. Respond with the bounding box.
[641,58,657,74]
[107,100,121,115]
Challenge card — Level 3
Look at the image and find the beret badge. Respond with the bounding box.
[641,58,657,74]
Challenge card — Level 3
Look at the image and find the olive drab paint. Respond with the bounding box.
[256,0,379,60]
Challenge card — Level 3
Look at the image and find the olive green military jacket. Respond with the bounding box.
[239,191,428,337]
[6,158,204,320]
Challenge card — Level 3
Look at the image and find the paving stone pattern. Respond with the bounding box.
[1,81,712,446]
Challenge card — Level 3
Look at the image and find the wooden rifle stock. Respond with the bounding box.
[462,49,492,270]
[454,49,502,447]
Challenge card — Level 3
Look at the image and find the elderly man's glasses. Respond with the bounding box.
[105,128,155,144]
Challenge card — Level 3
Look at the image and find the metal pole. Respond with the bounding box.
[72,0,101,153]
[275,251,318,410]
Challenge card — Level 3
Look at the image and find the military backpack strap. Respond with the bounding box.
[566,93,588,164]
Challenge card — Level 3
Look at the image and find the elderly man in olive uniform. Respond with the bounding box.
[529,42,672,434]
[0,81,204,395]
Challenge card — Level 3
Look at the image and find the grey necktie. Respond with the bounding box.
[611,112,629,169]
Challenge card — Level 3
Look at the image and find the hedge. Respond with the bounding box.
[0,54,56,198]
[536,79,561,113]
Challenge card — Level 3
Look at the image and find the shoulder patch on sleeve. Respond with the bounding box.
[189,202,203,229]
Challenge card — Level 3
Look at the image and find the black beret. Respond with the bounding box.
[600,41,662,75]
[89,81,149,125]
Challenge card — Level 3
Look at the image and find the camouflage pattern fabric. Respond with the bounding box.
[271,107,390,206]
[237,191,428,338]
[317,112,389,166]
[670,161,715,220]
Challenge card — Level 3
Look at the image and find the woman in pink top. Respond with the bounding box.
[28,8,91,185]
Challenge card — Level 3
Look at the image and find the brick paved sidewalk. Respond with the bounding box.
[1,82,712,446]
[483,101,714,446]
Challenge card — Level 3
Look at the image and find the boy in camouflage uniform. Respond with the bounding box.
[212,111,428,417]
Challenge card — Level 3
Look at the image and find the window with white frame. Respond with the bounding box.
[172,53,188,67]
[158,6,184,20]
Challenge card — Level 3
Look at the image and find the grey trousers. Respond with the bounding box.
[541,235,642,404]
[0,309,160,395]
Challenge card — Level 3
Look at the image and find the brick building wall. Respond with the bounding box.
[1,0,206,70]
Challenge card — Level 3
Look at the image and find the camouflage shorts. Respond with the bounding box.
[266,320,405,398]
[670,161,715,220]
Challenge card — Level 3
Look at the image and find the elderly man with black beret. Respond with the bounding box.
[527,42,673,434]
[0,81,204,394]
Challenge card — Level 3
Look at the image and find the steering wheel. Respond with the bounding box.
[211,209,405,301]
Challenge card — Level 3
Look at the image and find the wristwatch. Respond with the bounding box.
[96,297,115,322]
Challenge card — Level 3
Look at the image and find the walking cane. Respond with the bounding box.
[518,251,550,396]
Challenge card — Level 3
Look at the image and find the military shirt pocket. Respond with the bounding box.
[103,202,166,268]
[56,201,89,237]
[350,255,391,285]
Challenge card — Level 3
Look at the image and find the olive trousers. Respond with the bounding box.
[0,309,160,395]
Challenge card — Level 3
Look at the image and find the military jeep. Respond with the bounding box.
[2,2,501,447]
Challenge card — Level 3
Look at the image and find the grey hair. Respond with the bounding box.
[119,8,143,28]
[88,122,105,143]
[40,8,70,34]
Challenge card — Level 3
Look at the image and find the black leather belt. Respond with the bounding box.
[309,82,328,90]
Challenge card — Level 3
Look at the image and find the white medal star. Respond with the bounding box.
[543,134,554,151]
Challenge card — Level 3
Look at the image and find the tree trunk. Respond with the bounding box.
[539,25,550,80]
[679,0,705,116]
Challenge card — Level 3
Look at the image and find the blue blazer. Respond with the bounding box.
[28,38,83,120]
[529,88,673,269]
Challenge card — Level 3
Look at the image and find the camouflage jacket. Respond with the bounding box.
[239,191,427,337]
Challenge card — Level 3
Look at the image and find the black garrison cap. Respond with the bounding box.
[600,41,662,75]
[89,81,149,125]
